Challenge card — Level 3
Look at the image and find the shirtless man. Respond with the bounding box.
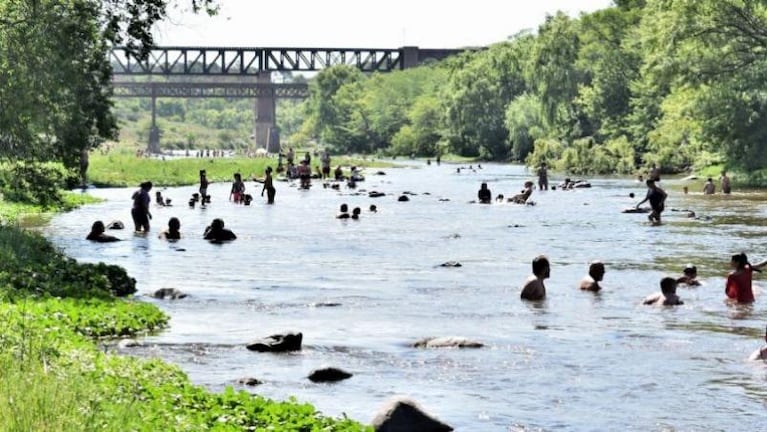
[703,178,715,195]
[643,277,683,306]
[720,170,731,194]
[579,261,605,292]
[521,255,550,301]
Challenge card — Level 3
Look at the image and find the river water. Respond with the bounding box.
[45,162,767,431]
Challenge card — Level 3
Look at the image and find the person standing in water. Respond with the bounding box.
[703,178,715,195]
[131,181,153,232]
[261,166,276,204]
[159,217,181,240]
[230,173,245,203]
[635,179,667,225]
[721,170,732,194]
[726,253,767,304]
[537,162,549,191]
[199,170,209,203]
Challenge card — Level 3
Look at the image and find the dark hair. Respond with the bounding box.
[660,277,677,294]
[168,217,180,230]
[732,253,760,272]
[91,220,105,233]
[532,255,550,277]
[200,170,206,176]
[340,203,348,212]
[683,265,697,275]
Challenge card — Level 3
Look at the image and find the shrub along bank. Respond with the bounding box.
[0,225,369,431]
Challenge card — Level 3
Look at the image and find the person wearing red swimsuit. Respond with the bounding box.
[726,253,767,303]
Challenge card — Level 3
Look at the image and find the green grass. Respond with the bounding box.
[0,225,370,431]
[0,192,101,225]
[89,151,396,187]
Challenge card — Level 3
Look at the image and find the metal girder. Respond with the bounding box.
[111,82,309,98]
[110,46,409,75]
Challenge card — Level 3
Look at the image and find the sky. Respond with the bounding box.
[154,0,615,49]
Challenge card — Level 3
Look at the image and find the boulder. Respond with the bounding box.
[246,332,303,352]
[151,288,187,300]
[236,377,263,386]
[371,397,453,432]
[307,367,353,383]
[413,337,484,349]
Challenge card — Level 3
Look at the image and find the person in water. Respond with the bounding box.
[677,264,700,287]
[643,277,683,306]
[159,217,181,240]
[203,218,237,242]
[334,165,344,181]
[703,178,715,195]
[635,179,667,225]
[336,203,350,219]
[199,170,209,204]
[579,261,606,292]
[748,325,767,361]
[520,255,550,301]
[477,182,492,204]
[537,162,549,191]
[726,253,767,304]
[131,181,153,232]
[351,207,361,220]
[721,170,732,194]
[510,181,534,204]
[261,166,276,204]
[86,220,120,242]
[230,172,245,203]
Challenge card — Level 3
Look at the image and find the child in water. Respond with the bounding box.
[677,264,700,287]
[159,217,181,240]
[643,277,683,306]
[726,253,767,304]
[230,173,245,203]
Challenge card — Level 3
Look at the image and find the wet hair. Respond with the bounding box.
[352,207,361,215]
[234,172,241,180]
[629,192,635,198]
[707,177,713,182]
[339,203,348,212]
[481,182,487,188]
[660,277,677,295]
[589,261,605,277]
[168,217,180,231]
[91,220,105,233]
[211,218,224,230]
[140,181,153,190]
[200,170,206,176]
[683,265,697,275]
[369,204,377,212]
[266,166,272,174]
[532,255,550,277]
[731,252,760,272]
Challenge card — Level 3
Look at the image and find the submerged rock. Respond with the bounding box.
[236,377,263,386]
[246,332,303,352]
[371,397,453,432]
[413,336,483,349]
[151,287,187,300]
[307,367,353,383]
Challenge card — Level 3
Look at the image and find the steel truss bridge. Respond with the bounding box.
[109,46,469,152]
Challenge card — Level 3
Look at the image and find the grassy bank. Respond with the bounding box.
[0,192,100,225]
[0,224,369,431]
[89,151,396,187]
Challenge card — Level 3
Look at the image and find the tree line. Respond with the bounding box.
[292,0,767,178]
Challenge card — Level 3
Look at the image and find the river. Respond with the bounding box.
[45,162,767,431]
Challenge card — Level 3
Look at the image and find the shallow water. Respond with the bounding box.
[46,163,767,431]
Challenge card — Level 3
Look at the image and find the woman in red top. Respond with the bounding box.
[726,253,767,303]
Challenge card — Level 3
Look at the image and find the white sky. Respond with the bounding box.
[155,0,615,48]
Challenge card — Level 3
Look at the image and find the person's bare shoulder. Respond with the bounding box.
[643,293,661,305]
[579,277,600,292]
[521,277,544,300]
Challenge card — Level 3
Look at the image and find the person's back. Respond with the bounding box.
[203,218,236,242]
[721,171,731,194]
[703,178,715,195]
[521,255,550,301]
[579,261,605,292]
[643,277,683,306]
[478,183,492,204]
[86,221,119,242]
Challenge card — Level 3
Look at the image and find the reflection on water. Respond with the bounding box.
[45,163,767,430]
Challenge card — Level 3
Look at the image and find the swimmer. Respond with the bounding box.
[579,261,606,292]
[351,207,361,220]
[676,264,700,287]
[643,277,683,306]
[203,218,236,242]
[369,204,377,213]
[337,203,350,219]
[703,178,715,195]
[748,325,767,361]
[478,182,492,204]
[520,255,550,301]
[159,217,181,240]
[86,220,120,242]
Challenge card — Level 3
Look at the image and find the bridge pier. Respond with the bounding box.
[147,85,161,153]
[254,74,279,153]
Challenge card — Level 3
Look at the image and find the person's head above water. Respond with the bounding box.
[339,203,349,213]
[168,217,180,232]
[210,218,225,231]
[140,181,152,191]
[532,255,550,278]
[90,220,105,234]
[660,277,677,295]
[588,261,606,281]
[480,182,488,190]
[683,264,697,277]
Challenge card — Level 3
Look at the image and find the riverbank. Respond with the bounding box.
[0,224,369,431]
[87,151,396,187]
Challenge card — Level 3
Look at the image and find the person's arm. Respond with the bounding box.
[636,191,650,208]
[751,258,767,271]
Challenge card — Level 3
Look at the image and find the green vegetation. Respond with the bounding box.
[88,151,394,187]
[0,225,369,431]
